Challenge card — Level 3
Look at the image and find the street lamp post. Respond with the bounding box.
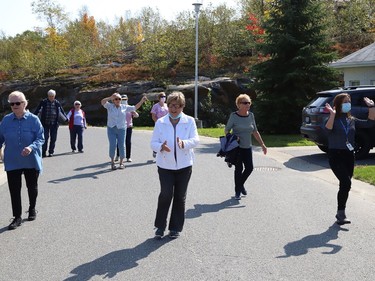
[193,1,202,124]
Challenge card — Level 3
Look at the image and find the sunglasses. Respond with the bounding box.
[9,101,24,106]
[160,96,166,98]
[240,102,251,105]
[74,104,81,106]
[113,98,121,101]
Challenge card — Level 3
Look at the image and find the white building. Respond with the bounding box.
[330,42,375,86]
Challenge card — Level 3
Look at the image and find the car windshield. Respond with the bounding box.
[306,96,332,107]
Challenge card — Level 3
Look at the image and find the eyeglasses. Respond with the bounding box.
[113,98,121,101]
[168,104,181,109]
[9,101,25,106]
[240,102,251,105]
[74,104,80,106]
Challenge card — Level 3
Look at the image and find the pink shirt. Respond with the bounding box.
[151,103,168,120]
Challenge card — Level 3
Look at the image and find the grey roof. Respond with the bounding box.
[330,42,375,68]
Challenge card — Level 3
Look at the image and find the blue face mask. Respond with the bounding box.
[342,102,351,113]
[169,113,182,120]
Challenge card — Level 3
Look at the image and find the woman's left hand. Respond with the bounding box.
[261,144,267,155]
[364,97,374,107]
[177,137,184,149]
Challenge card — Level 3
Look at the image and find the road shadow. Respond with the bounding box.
[284,151,375,172]
[0,225,9,234]
[276,223,348,258]
[48,162,113,183]
[186,198,244,219]
[64,238,170,281]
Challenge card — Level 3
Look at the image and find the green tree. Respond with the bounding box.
[31,0,68,32]
[324,0,375,54]
[251,0,339,133]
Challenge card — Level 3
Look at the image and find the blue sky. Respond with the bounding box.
[0,0,238,37]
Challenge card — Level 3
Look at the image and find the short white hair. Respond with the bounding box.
[47,89,56,96]
[8,91,28,106]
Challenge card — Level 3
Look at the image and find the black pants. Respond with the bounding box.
[42,123,59,155]
[234,147,253,193]
[7,169,40,218]
[154,166,192,232]
[116,127,133,159]
[70,125,84,151]
[328,149,354,211]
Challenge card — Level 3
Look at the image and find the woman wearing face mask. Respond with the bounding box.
[151,91,199,239]
[325,93,375,225]
[150,92,168,158]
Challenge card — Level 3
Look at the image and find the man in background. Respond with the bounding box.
[34,89,67,157]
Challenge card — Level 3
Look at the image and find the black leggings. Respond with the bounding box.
[7,169,40,218]
[328,149,354,211]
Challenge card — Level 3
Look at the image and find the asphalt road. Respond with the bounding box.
[0,127,375,281]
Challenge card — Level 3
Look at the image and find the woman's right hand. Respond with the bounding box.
[325,103,336,115]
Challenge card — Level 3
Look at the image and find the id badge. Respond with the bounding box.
[346,142,354,151]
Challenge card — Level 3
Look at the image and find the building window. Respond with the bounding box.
[349,80,360,86]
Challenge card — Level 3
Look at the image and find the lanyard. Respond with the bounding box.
[339,119,350,140]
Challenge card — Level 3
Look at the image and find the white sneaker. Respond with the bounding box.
[126,158,132,162]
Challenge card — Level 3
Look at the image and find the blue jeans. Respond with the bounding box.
[42,123,59,155]
[234,147,253,193]
[107,126,125,159]
[70,125,84,151]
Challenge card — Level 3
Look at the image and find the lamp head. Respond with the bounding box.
[192,1,203,12]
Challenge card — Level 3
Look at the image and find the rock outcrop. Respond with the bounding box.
[0,76,254,127]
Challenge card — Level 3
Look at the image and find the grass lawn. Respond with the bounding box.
[353,165,375,186]
[137,127,374,185]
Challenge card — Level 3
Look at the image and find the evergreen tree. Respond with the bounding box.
[251,0,339,133]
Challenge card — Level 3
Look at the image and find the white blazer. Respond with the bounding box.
[150,113,199,170]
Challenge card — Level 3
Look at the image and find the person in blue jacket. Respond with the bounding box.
[0,91,44,230]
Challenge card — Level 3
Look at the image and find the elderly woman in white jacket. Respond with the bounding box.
[151,91,199,239]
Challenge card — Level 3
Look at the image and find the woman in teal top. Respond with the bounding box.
[225,94,267,200]
[0,91,44,230]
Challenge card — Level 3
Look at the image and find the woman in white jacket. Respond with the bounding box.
[151,91,199,239]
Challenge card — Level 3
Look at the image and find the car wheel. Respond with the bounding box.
[354,130,371,160]
[317,145,328,153]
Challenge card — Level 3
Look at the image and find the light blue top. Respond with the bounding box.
[225,112,258,149]
[103,102,136,129]
[0,111,44,172]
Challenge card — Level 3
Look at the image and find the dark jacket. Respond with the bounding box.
[34,99,67,126]
[217,133,239,168]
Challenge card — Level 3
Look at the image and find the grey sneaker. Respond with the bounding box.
[336,210,351,225]
[155,228,164,239]
[234,192,241,200]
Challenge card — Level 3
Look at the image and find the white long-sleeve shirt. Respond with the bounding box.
[151,113,199,170]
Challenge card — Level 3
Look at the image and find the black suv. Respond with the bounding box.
[300,86,375,159]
